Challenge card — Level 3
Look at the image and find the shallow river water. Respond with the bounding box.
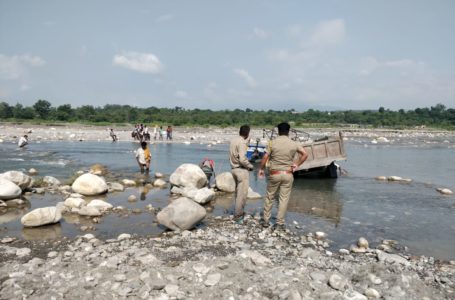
[1,138,454,260]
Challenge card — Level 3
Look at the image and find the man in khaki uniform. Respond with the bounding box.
[258,122,308,230]
[230,125,254,223]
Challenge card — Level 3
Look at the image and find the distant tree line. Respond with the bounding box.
[0,100,454,129]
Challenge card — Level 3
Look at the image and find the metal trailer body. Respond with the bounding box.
[294,132,347,178]
[262,129,347,178]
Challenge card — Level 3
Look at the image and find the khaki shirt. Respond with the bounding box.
[266,135,304,171]
[229,136,254,169]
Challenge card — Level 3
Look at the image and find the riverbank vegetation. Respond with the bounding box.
[0,100,454,129]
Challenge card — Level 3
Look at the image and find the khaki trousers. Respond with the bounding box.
[263,173,294,225]
[231,168,250,218]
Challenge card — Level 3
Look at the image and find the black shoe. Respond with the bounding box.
[273,224,286,231]
[260,219,270,228]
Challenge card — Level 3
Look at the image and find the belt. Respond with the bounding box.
[269,170,293,175]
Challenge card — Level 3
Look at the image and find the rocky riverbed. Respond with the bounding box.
[1,124,455,299]
[1,216,454,299]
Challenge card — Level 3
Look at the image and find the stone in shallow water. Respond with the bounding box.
[436,187,453,195]
[64,197,86,208]
[315,231,326,240]
[21,206,62,227]
[153,179,167,188]
[357,237,369,249]
[78,206,102,216]
[170,163,208,189]
[0,171,32,189]
[215,172,235,192]
[43,176,61,186]
[72,173,108,196]
[0,178,22,200]
[122,179,136,186]
[87,199,113,211]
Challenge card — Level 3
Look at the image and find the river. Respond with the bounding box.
[0,138,454,260]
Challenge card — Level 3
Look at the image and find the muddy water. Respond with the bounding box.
[0,138,454,260]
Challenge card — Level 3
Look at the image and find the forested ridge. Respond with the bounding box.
[1,100,454,129]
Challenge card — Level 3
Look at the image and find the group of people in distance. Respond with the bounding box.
[230,122,308,230]
[131,124,173,142]
[131,124,151,142]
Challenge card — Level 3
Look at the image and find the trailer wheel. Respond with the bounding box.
[326,162,338,178]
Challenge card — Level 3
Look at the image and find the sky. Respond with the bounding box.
[0,0,454,111]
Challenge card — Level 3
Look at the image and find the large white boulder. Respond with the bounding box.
[0,171,32,189]
[157,197,207,231]
[183,187,215,204]
[170,164,207,189]
[72,173,108,196]
[215,172,235,193]
[0,178,22,200]
[21,207,62,227]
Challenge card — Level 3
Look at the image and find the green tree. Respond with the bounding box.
[33,99,52,119]
[56,104,73,121]
[0,102,13,118]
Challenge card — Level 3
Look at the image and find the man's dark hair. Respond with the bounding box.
[141,141,147,149]
[239,125,250,137]
[277,122,290,136]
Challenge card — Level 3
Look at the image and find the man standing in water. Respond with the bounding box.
[258,122,308,230]
[135,141,151,173]
[229,125,254,224]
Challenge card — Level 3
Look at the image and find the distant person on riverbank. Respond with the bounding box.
[229,125,254,224]
[153,125,158,140]
[135,141,151,173]
[258,122,308,230]
[159,126,164,140]
[18,135,28,148]
[166,126,173,140]
[109,128,118,142]
[143,125,150,141]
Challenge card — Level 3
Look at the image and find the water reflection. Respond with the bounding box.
[288,179,343,225]
[0,207,30,224]
[0,202,31,224]
[22,223,62,240]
